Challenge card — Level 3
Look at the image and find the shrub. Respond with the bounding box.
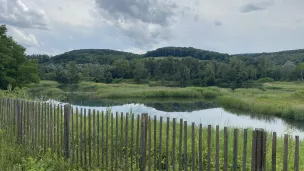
[258,77,274,83]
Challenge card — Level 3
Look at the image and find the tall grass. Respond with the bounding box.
[218,83,304,121]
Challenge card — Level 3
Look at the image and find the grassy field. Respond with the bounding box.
[27,80,304,121]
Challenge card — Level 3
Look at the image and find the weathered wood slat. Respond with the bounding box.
[294,136,299,171]
[148,116,152,171]
[233,129,238,171]
[199,124,203,171]
[159,117,163,171]
[154,115,157,171]
[184,121,188,171]
[166,117,170,171]
[125,113,129,171]
[80,108,83,167]
[191,123,195,171]
[179,119,183,171]
[111,113,114,171]
[207,125,211,171]
[116,112,119,170]
[272,132,277,171]
[242,129,248,171]
[130,113,134,171]
[172,118,176,171]
[216,125,219,171]
[283,134,288,171]
[224,127,228,171]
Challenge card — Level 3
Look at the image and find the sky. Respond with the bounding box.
[0,0,304,56]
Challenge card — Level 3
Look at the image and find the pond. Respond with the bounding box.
[46,94,304,139]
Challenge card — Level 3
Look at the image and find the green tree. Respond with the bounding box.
[112,58,130,78]
[204,63,216,86]
[296,63,304,81]
[133,61,149,83]
[0,25,39,89]
[105,71,113,83]
[281,60,296,81]
[67,61,80,84]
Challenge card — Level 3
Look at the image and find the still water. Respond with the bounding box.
[47,96,304,139]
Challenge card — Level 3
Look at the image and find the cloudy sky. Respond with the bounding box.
[0,0,303,55]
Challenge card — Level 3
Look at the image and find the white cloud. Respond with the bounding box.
[0,0,48,29]
[8,27,39,47]
[29,0,98,28]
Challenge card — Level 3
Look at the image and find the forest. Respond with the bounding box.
[29,46,304,89]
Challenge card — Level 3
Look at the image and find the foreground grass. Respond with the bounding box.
[0,129,73,170]
[1,112,302,171]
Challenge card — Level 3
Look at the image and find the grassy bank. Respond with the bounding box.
[27,81,220,99]
[27,81,304,121]
[217,82,304,121]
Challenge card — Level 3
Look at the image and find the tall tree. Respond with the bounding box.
[112,58,130,78]
[67,61,80,84]
[204,63,216,86]
[0,25,39,89]
[296,63,304,81]
[133,60,149,83]
[281,60,296,81]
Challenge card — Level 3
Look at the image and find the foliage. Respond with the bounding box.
[0,25,39,89]
[0,87,29,99]
[296,62,304,80]
[31,45,304,88]
[145,46,229,61]
[257,77,274,83]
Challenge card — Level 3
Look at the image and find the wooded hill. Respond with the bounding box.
[28,46,304,88]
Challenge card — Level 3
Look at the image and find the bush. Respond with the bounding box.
[293,90,304,99]
[258,77,274,83]
[112,78,123,84]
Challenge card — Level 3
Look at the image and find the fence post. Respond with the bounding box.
[17,99,22,144]
[140,113,148,171]
[64,104,71,160]
[253,128,266,171]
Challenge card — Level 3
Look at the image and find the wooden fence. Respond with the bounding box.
[0,98,301,170]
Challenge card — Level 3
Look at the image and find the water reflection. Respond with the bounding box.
[48,98,304,139]
[61,93,218,112]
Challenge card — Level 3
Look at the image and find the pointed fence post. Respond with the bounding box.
[140,113,148,171]
[17,99,22,144]
[64,104,71,160]
[252,128,266,171]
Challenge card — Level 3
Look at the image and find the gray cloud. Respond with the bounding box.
[240,4,265,13]
[0,0,48,29]
[95,0,178,26]
[214,20,222,26]
[95,0,185,47]
[240,1,274,13]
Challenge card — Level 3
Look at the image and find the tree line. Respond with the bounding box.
[31,50,304,89]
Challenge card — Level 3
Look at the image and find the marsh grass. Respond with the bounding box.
[218,82,304,120]
[28,81,304,120]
